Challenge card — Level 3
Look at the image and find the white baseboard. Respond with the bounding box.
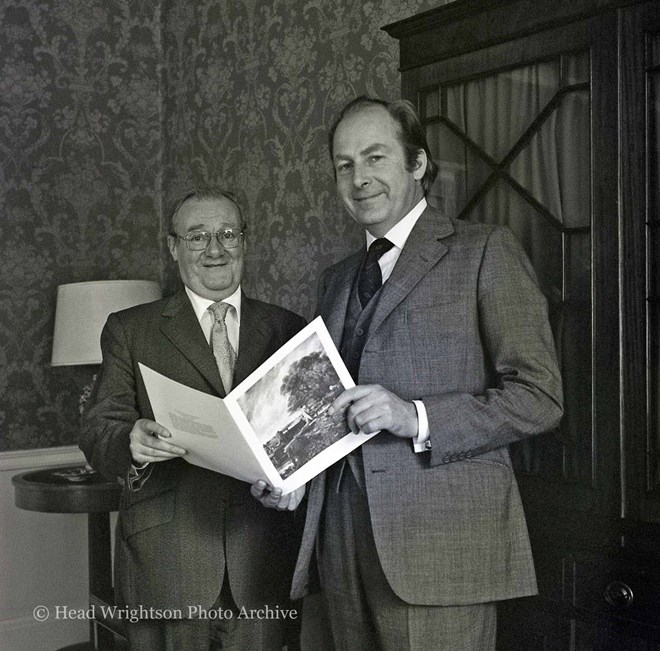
[0,445,86,472]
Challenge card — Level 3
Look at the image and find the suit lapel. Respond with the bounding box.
[233,294,273,386]
[160,290,226,396]
[319,253,362,347]
[368,207,454,338]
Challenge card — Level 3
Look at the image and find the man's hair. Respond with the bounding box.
[328,96,439,195]
[168,188,246,235]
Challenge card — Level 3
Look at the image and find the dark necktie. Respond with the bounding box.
[358,238,394,308]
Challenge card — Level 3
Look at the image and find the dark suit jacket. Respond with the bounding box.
[80,290,306,611]
[291,207,563,606]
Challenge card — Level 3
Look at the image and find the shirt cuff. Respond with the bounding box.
[412,400,431,453]
[128,462,153,492]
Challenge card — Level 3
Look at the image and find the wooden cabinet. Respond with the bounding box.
[384,0,660,647]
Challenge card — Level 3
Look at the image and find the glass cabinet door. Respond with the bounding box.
[419,49,596,493]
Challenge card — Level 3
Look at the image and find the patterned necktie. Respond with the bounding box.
[209,302,236,393]
[357,238,395,308]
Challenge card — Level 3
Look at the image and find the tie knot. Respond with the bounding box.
[209,301,231,322]
[367,238,394,262]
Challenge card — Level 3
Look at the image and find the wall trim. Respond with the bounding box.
[0,446,85,472]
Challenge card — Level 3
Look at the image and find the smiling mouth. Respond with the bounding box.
[355,194,382,203]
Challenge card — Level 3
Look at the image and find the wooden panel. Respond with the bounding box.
[384,0,645,70]
[497,597,572,650]
[572,555,660,631]
[641,12,660,522]
[403,19,595,98]
[574,617,660,649]
[617,2,660,524]
[588,13,622,516]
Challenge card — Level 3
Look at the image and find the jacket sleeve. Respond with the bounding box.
[79,312,139,481]
[423,226,564,466]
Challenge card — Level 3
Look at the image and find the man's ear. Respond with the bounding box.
[413,150,428,181]
[167,235,179,262]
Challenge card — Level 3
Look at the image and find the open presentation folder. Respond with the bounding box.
[139,316,378,495]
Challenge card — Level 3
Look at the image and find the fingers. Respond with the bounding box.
[348,403,386,434]
[330,385,418,438]
[250,481,306,511]
[130,419,186,464]
[330,385,383,434]
[141,419,173,439]
[278,486,305,510]
[329,386,370,415]
[251,480,269,499]
[250,481,283,509]
[132,447,182,464]
[288,485,306,510]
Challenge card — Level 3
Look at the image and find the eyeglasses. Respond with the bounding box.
[172,229,244,251]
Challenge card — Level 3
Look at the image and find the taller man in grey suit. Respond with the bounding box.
[81,189,306,650]
[255,97,564,650]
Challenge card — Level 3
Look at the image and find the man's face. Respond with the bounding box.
[167,197,244,301]
[332,105,427,237]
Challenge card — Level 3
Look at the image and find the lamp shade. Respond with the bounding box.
[51,280,162,366]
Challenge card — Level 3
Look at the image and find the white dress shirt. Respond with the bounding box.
[184,285,241,353]
[366,198,431,453]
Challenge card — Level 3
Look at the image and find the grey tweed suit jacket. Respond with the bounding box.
[80,290,306,612]
[291,206,563,606]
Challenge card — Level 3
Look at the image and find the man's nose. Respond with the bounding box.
[204,235,225,257]
[352,162,370,188]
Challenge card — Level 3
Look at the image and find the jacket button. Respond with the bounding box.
[424,440,432,451]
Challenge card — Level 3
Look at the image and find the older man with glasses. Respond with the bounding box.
[81,188,306,650]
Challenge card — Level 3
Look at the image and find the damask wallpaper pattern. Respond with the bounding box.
[159,0,447,306]
[0,0,164,450]
[1,0,449,451]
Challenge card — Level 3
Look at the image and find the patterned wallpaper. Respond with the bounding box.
[159,0,450,306]
[0,0,449,451]
[0,0,164,450]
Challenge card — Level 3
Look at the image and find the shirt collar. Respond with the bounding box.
[365,198,427,250]
[184,285,242,323]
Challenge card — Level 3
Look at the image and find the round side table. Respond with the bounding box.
[13,466,123,650]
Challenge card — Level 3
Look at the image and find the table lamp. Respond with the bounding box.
[51,280,162,415]
[51,280,162,367]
